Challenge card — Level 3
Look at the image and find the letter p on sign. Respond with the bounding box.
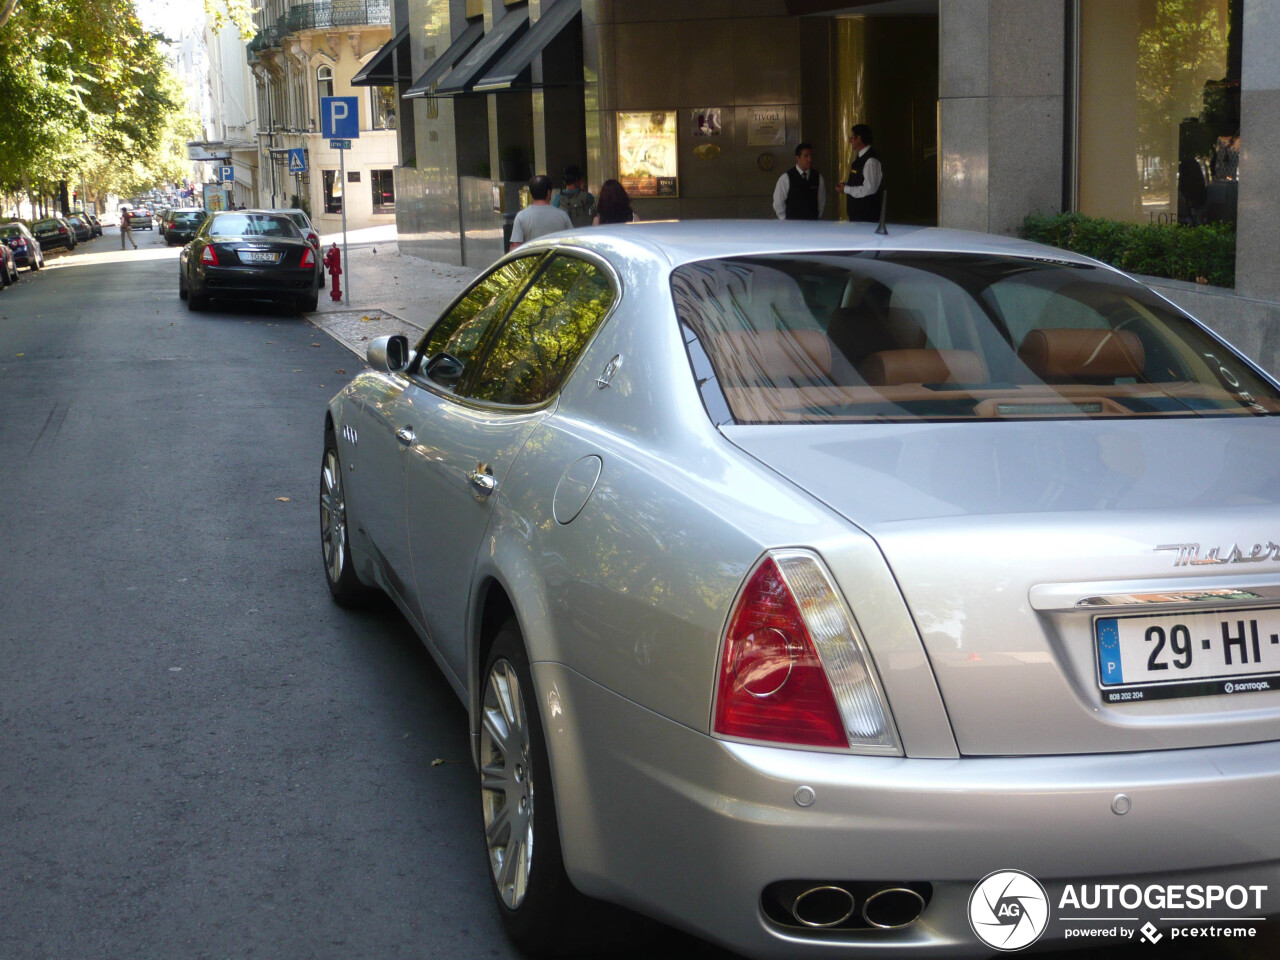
[320,96,360,140]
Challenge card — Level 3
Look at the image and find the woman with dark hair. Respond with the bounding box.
[592,179,638,225]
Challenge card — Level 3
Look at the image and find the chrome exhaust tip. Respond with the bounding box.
[861,886,927,929]
[791,885,856,928]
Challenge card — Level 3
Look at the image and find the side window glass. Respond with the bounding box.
[466,256,616,407]
[414,256,541,389]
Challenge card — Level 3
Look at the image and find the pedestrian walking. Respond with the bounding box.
[509,175,574,250]
[772,142,825,220]
[837,123,884,223]
[120,210,137,249]
[592,180,638,225]
[552,164,595,228]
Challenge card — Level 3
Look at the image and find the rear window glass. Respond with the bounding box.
[672,253,1280,423]
[171,212,205,223]
[207,214,302,239]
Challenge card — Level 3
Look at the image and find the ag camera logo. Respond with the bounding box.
[969,869,1050,951]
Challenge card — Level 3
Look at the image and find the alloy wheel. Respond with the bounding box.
[480,658,534,910]
[319,447,347,585]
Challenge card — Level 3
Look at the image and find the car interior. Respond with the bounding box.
[673,253,1280,423]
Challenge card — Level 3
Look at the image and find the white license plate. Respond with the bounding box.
[241,252,279,263]
[1096,610,1280,702]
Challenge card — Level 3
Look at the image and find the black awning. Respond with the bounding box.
[403,19,485,99]
[352,25,410,86]
[472,0,580,93]
[433,7,530,96]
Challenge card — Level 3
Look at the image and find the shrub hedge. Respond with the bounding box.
[1018,212,1235,288]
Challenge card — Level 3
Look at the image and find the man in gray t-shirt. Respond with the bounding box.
[509,175,574,250]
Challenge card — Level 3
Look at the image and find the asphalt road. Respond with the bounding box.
[1,227,1275,960]
[0,229,725,960]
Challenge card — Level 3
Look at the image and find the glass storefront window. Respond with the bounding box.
[370,170,395,213]
[371,87,397,130]
[1078,0,1240,227]
[323,170,342,214]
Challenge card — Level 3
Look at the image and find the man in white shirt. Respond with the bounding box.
[837,124,884,223]
[510,175,574,250]
[772,143,825,220]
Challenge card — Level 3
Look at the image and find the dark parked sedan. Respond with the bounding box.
[0,241,18,287]
[64,215,92,243]
[179,210,320,313]
[162,208,207,245]
[31,217,76,252]
[85,214,103,237]
[0,222,44,270]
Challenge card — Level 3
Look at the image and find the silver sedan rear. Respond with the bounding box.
[322,221,1280,957]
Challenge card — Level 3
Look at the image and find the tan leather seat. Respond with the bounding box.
[719,329,834,384]
[1017,328,1145,382]
[859,349,986,386]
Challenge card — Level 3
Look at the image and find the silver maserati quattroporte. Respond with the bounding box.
[321,221,1280,957]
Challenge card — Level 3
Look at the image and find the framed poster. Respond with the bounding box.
[617,111,679,198]
[747,107,786,147]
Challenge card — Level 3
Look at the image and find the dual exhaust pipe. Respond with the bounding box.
[790,883,927,930]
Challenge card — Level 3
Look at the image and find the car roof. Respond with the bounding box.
[516,220,1107,272]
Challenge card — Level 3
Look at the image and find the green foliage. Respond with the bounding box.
[1019,212,1235,288]
[0,0,200,205]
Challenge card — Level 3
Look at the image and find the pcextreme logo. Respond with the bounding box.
[969,870,1269,950]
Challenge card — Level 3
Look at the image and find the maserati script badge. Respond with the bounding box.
[1156,542,1280,566]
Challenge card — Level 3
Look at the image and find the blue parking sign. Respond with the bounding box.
[219,165,234,182]
[320,97,360,140]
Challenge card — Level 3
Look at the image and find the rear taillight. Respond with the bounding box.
[307,232,319,247]
[713,551,900,754]
[59,227,68,234]
[300,246,315,268]
[201,245,219,266]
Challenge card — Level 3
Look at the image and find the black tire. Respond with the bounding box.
[480,622,643,957]
[187,283,208,311]
[29,253,41,271]
[296,290,319,313]
[319,429,373,605]
[178,274,188,300]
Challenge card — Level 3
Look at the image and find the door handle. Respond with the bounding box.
[468,463,497,500]
[395,426,415,446]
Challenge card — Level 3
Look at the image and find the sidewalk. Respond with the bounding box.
[308,224,480,357]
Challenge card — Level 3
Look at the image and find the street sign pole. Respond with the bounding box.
[339,144,349,306]
[319,96,359,309]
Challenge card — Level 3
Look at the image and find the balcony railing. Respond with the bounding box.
[285,0,391,33]
[246,26,282,54]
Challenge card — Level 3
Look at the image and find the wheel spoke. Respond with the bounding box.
[485,798,512,846]
[480,761,507,794]
[481,705,511,757]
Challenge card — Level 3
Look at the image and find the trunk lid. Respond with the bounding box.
[726,417,1280,755]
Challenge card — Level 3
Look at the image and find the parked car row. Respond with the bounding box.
[17,214,101,256]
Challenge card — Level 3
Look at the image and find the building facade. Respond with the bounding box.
[204,19,261,209]
[385,1,1276,367]
[247,0,400,229]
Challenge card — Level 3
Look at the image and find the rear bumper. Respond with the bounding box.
[536,663,1280,958]
[200,266,317,298]
[36,237,72,251]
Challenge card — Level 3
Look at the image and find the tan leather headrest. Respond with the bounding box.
[720,330,833,381]
[860,349,986,386]
[1018,328,1145,381]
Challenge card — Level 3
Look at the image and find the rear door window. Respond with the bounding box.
[463,255,616,407]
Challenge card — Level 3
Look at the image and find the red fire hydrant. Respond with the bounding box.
[323,243,343,301]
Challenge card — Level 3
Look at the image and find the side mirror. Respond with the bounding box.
[367,334,410,373]
[424,352,465,387]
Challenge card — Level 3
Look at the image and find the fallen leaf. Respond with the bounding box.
[311,342,321,347]
[431,758,462,767]
[276,496,291,502]
[335,369,346,374]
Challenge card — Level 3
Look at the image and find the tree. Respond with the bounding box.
[0,0,200,209]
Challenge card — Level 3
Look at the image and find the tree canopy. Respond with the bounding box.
[0,0,200,205]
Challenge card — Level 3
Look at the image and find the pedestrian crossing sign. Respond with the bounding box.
[288,149,307,174]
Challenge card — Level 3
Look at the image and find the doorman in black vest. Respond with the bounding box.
[772,143,826,220]
[838,124,884,222]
